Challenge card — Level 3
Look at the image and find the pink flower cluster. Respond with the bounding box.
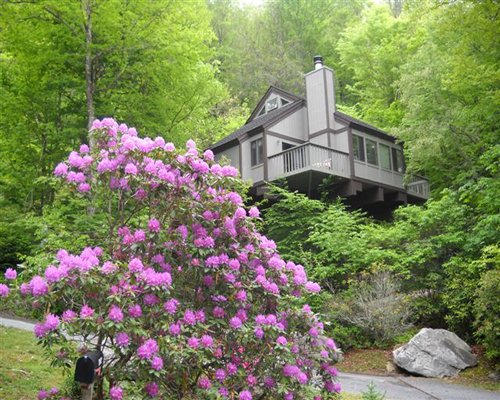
[0,119,340,399]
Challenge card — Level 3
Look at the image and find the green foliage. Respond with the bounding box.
[474,266,500,367]
[330,272,413,345]
[210,0,366,108]
[264,183,499,345]
[0,199,34,271]
[361,382,386,400]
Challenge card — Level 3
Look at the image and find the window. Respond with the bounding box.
[251,138,263,167]
[352,135,365,161]
[379,144,391,170]
[282,142,295,151]
[366,139,378,165]
[392,148,405,173]
[281,98,290,106]
[265,98,278,112]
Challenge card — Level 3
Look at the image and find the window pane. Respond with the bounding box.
[251,140,257,166]
[391,148,405,173]
[353,135,365,161]
[251,138,263,166]
[366,139,378,165]
[379,144,391,170]
[266,98,278,112]
[257,138,263,164]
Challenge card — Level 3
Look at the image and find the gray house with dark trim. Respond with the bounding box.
[210,57,429,209]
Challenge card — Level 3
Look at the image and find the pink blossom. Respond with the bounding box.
[239,390,252,400]
[5,268,17,280]
[145,382,158,397]
[62,310,77,322]
[128,258,144,273]
[45,266,62,283]
[116,332,130,347]
[183,309,197,325]
[108,305,124,323]
[124,163,138,175]
[102,261,118,275]
[305,281,321,293]
[151,356,163,371]
[169,322,181,336]
[248,206,260,217]
[229,316,243,329]
[163,299,179,314]
[203,149,214,161]
[30,276,48,296]
[148,218,161,233]
[187,337,200,349]
[34,323,48,338]
[198,376,211,389]
[128,304,142,318]
[80,304,95,319]
[165,142,175,151]
[44,314,60,331]
[201,334,214,348]
[254,327,264,339]
[215,368,226,382]
[276,336,287,346]
[54,163,68,176]
[109,386,123,400]
[78,183,91,193]
[138,339,159,360]
[0,284,9,298]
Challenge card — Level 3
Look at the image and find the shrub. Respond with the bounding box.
[361,382,386,400]
[474,267,500,368]
[330,271,413,345]
[1,119,341,400]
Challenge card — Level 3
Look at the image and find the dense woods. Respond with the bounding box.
[0,0,498,367]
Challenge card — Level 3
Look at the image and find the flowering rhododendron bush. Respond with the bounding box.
[1,118,341,399]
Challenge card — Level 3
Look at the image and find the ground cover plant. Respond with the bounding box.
[0,118,341,399]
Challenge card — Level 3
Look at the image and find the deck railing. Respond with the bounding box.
[406,175,430,198]
[267,143,350,181]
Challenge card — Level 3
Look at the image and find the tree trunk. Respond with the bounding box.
[83,0,95,147]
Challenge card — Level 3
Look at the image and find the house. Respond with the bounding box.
[210,56,429,212]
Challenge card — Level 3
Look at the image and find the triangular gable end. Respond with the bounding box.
[246,86,302,124]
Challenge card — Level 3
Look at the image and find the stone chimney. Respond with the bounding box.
[305,55,336,137]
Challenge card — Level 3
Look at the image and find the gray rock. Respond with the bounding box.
[393,328,477,378]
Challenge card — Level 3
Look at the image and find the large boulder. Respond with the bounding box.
[393,328,477,377]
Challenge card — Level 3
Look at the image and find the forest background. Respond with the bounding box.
[0,0,498,367]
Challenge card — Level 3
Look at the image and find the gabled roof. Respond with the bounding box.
[210,100,304,150]
[246,86,303,123]
[334,110,397,143]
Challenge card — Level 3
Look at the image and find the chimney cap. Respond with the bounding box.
[313,55,323,70]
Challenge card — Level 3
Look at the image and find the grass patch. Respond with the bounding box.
[444,346,500,391]
[339,348,391,375]
[0,326,65,399]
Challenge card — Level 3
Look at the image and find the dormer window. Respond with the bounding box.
[256,95,291,118]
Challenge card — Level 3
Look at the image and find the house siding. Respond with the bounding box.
[267,108,307,142]
[309,132,329,147]
[330,131,349,154]
[241,133,264,183]
[306,71,328,134]
[215,144,240,169]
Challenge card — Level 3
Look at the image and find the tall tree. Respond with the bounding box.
[0,0,236,210]
[209,0,366,108]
